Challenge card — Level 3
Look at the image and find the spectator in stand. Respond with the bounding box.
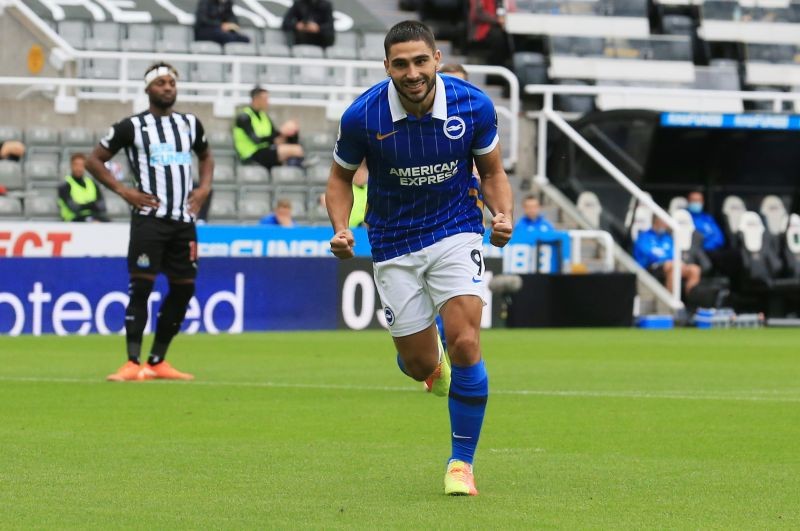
[58,153,110,222]
[233,86,309,170]
[686,190,725,252]
[260,198,295,227]
[194,0,250,45]
[634,215,701,295]
[0,139,25,161]
[440,63,469,80]
[468,0,512,69]
[515,195,554,233]
[281,0,335,48]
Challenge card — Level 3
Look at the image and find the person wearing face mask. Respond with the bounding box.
[686,190,725,252]
[634,215,701,295]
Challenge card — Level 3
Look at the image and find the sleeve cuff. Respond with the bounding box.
[472,135,499,156]
[333,152,360,171]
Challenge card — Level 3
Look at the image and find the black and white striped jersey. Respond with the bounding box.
[100,111,209,222]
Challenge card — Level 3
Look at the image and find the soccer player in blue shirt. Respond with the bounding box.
[326,20,513,496]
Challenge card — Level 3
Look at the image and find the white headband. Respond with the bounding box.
[144,66,177,86]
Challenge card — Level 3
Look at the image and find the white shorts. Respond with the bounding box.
[373,232,487,337]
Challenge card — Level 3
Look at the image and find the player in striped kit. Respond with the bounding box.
[86,62,214,382]
[326,21,513,495]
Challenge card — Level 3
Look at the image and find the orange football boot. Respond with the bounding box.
[138,361,194,381]
[106,361,142,382]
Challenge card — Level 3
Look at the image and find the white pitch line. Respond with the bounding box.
[1,376,800,403]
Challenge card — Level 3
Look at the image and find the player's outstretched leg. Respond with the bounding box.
[139,281,194,381]
[108,276,154,382]
[445,359,488,495]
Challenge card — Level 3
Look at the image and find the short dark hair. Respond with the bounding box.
[250,86,268,100]
[523,194,538,202]
[70,153,86,163]
[383,20,436,58]
[440,63,468,78]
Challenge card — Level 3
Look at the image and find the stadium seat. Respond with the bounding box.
[24,194,59,220]
[86,22,122,51]
[25,126,59,150]
[271,166,304,184]
[554,79,594,113]
[237,165,270,184]
[360,32,385,61]
[661,15,694,36]
[208,130,235,155]
[262,29,291,57]
[305,165,329,185]
[121,24,157,52]
[576,191,602,228]
[214,163,236,184]
[274,189,308,219]
[327,32,359,59]
[156,25,191,53]
[669,196,688,214]
[209,187,238,222]
[61,127,95,149]
[191,41,224,55]
[304,131,336,154]
[512,52,549,91]
[628,204,652,241]
[104,194,130,220]
[722,195,747,237]
[238,187,271,220]
[781,213,800,278]
[124,59,154,80]
[82,58,120,80]
[0,125,22,143]
[0,196,23,218]
[358,68,386,86]
[58,20,87,48]
[262,64,292,84]
[550,36,605,57]
[294,65,329,85]
[695,59,741,91]
[23,158,59,182]
[225,41,257,56]
[760,194,788,235]
[292,44,325,58]
[190,62,226,83]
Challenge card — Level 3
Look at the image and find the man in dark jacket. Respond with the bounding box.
[194,0,250,45]
[281,0,335,48]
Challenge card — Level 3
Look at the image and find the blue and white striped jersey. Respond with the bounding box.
[334,73,499,262]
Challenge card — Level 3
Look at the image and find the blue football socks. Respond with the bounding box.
[448,359,488,464]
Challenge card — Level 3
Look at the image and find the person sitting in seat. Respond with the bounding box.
[233,86,308,170]
[58,153,110,222]
[259,198,295,227]
[281,0,335,48]
[194,0,250,45]
[634,215,700,295]
[515,195,554,233]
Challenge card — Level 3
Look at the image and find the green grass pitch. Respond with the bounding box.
[1,329,799,529]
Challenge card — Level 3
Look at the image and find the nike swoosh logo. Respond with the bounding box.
[376,130,398,140]
[453,432,472,439]
[472,277,482,283]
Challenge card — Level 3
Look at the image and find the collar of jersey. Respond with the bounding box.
[387,74,447,123]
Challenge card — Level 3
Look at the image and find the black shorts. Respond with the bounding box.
[246,145,279,169]
[649,263,666,281]
[128,215,198,279]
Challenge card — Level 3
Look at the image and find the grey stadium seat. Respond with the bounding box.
[209,187,238,222]
[24,158,59,182]
[294,65,328,85]
[82,58,120,80]
[190,62,226,83]
[360,32,385,61]
[190,41,224,55]
[121,24,157,52]
[305,164,330,185]
[304,131,336,154]
[0,196,23,218]
[0,169,24,197]
[208,130,235,154]
[237,165,270,184]
[274,190,308,219]
[214,163,236,184]
[262,64,292,84]
[58,20,87,48]
[271,166,304,184]
[156,25,191,53]
[238,187,272,220]
[104,194,131,220]
[61,127,95,148]
[86,22,122,50]
[0,125,22,143]
[225,41,257,56]
[292,44,325,58]
[326,32,359,59]
[24,194,60,220]
[262,29,291,57]
[25,126,59,148]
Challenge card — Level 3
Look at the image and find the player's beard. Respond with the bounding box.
[394,74,435,105]
[150,92,176,110]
